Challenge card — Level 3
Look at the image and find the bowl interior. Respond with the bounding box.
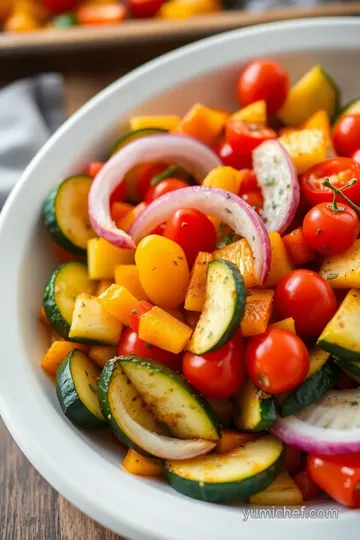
[2,19,360,540]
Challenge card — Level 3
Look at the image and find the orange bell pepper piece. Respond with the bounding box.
[240,289,274,337]
[282,227,315,267]
[177,103,227,146]
[77,3,126,25]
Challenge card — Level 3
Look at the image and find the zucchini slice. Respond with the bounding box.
[118,356,220,441]
[318,289,360,360]
[187,259,246,355]
[234,378,276,432]
[43,262,96,339]
[165,435,284,502]
[98,359,216,459]
[42,175,95,255]
[277,359,338,417]
[109,127,167,157]
[56,349,106,430]
[335,357,360,384]
[69,293,123,346]
[334,98,360,124]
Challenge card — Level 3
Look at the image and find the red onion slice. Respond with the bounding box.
[253,140,300,234]
[271,389,360,454]
[88,134,221,249]
[129,186,271,284]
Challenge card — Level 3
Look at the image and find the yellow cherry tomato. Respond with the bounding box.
[135,235,189,309]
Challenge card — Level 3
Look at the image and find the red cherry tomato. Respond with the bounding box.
[225,119,277,158]
[246,328,309,394]
[215,141,252,169]
[241,190,263,214]
[274,269,337,336]
[110,181,127,205]
[238,169,259,194]
[43,0,79,14]
[117,328,181,370]
[145,178,188,204]
[284,445,303,476]
[333,114,360,157]
[351,148,360,165]
[163,208,217,267]
[237,59,289,115]
[129,0,164,18]
[151,222,166,235]
[130,162,168,201]
[87,161,104,178]
[293,469,320,501]
[184,310,200,330]
[303,202,360,255]
[300,157,360,206]
[307,453,360,508]
[129,300,154,333]
[183,334,245,399]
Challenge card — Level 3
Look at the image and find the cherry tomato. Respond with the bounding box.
[151,222,166,235]
[226,119,277,158]
[145,178,188,204]
[307,453,360,508]
[129,300,154,333]
[238,169,259,194]
[163,208,217,266]
[274,269,337,336]
[215,141,252,169]
[293,469,320,501]
[129,0,164,18]
[184,310,200,330]
[117,328,181,370]
[43,0,78,14]
[246,328,309,394]
[241,190,263,213]
[183,334,245,399]
[352,148,360,165]
[303,202,360,255]
[87,161,104,178]
[129,162,168,201]
[300,157,360,206]
[237,59,289,115]
[77,4,126,26]
[284,445,303,476]
[333,114,360,157]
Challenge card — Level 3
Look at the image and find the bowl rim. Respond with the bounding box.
[1,17,360,540]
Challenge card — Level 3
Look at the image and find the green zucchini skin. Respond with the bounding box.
[319,67,341,121]
[56,350,106,430]
[97,359,150,454]
[317,340,360,362]
[165,442,284,503]
[42,175,92,256]
[335,357,360,382]
[187,259,246,355]
[333,97,360,124]
[252,399,276,432]
[278,360,339,417]
[118,355,221,441]
[43,262,95,339]
[233,378,276,432]
[109,128,167,157]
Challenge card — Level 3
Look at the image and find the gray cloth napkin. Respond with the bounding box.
[0,74,65,208]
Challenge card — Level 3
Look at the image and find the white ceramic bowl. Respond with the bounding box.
[1,17,360,540]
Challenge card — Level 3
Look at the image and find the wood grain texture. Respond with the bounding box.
[0,418,124,540]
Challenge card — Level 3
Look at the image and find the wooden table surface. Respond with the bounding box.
[0,418,124,539]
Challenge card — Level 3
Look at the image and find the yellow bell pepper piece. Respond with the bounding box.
[159,0,221,19]
[97,284,139,325]
[278,129,326,175]
[41,341,89,375]
[240,290,274,337]
[278,65,338,127]
[88,346,117,368]
[202,166,243,194]
[96,280,114,297]
[129,115,180,132]
[184,252,213,312]
[301,110,335,157]
[138,306,192,354]
[271,317,296,333]
[319,239,360,288]
[249,471,303,505]
[230,100,267,125]
[87,237,134,280]
[213,239,257,288]
[122,449,163,476]
[114,264,148,300]
[176,103,227,146]
[265,232,293,288]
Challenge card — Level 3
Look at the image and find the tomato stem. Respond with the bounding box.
[323,178,360,214]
